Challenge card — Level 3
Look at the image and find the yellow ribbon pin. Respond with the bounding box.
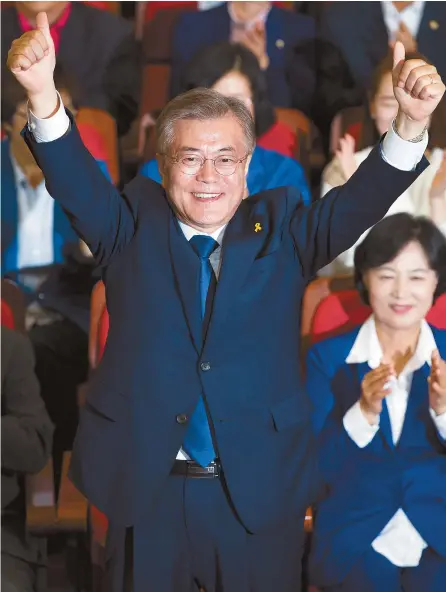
[254,222,262,232]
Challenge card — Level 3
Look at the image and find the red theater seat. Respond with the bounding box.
[311,290,446,344]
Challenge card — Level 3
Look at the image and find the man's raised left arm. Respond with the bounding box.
[290,42,445,278]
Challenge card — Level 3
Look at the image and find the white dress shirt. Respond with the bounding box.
[381,1,425,40]
[343,316,446,567]
[10,150,55,271]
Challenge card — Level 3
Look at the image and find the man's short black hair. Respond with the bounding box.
[354,213,446,304]
[1,64,79,124]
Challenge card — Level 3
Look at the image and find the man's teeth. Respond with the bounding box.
[193,193,220,199]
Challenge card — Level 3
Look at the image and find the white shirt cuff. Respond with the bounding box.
[27,92,70,143]
[429,408,446,440]
[381,120,428,171]
[343,401,380,448]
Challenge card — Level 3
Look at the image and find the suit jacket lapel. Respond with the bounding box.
[356,363,394,450]
[169,215,202,354]
[206,200,268,342]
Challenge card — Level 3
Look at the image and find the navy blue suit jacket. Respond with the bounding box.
[306,327,446,586]
[171,4,316,115]
[320,1,446,98]
[24,113,427,531]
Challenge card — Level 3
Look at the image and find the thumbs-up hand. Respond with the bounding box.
[392,41,445,128]
[429,349,446,416]
[7,12,57,115]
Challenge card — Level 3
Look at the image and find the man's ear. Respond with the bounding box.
[244,153,252,176]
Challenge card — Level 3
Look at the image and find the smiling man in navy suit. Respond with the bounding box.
[7,12,446,592]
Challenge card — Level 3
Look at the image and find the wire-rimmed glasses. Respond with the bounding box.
[159,153,250,176]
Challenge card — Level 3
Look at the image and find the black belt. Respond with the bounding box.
[170,459,221,478]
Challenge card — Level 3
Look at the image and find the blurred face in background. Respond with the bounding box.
[230,2,271,23]
[369,71,399,136]
[7,89,75,177]
[17,2,69,23]
[158,115,251,233]
[364,241,438,333]
[212,70,255,119]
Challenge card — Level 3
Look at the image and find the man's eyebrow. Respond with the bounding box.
[177,146,237,153]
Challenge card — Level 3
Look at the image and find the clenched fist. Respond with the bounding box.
[392,41,445,139]
[7,12,57,117]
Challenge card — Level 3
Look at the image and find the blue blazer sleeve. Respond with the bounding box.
[277,157,311,206]
[23,112,138,266]
[139,159,162,183]
[289,142,429,277]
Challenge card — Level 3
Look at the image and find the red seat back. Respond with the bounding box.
[311,290,446,344]
[1,300,15,329]
[1,280,26,332]
[98,307,110,362]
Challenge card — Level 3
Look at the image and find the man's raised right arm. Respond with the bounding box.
[7,12,137,265]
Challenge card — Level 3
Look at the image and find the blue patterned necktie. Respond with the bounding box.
[183,235,219,467]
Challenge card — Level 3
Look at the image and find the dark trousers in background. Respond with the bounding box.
[323,546,446,592]
[29,319,88,458]
[1,553,35,592]
[105,474,305,592]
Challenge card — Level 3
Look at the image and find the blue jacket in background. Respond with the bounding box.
[306,326,446,587]
[139,145,311,206]
[171,3,316,115]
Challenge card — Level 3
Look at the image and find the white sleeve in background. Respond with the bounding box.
[381,122,428,171]
[343,401,380,447]
[27,92,70,143]
[429,408,446,440]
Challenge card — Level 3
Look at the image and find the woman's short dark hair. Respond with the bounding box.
[354,213,446,304]
[178,42,276,138]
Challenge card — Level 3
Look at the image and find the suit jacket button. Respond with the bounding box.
[200,361,211,371]
[176,414,188,424]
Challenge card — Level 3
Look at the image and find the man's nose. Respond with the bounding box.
[196,159,218,183]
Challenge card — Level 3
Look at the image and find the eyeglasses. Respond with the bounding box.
[159,153,250,176]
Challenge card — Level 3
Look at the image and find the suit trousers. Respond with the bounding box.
[105,473,305,592]
[322,546,446,592]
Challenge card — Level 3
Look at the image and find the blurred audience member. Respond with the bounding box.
[141,42,311,204]
[317,1,446,122]
[1,1,140,135]
[171,1,316,116]
[306,214,446,591]
[319,52,446,276]
[1,69,105,450]
[2,327,53,592]
[1,66,109,296]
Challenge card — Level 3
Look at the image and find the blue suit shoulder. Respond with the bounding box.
[431,326,446,358]
[274,5,315,39]
[306,327,361,378]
